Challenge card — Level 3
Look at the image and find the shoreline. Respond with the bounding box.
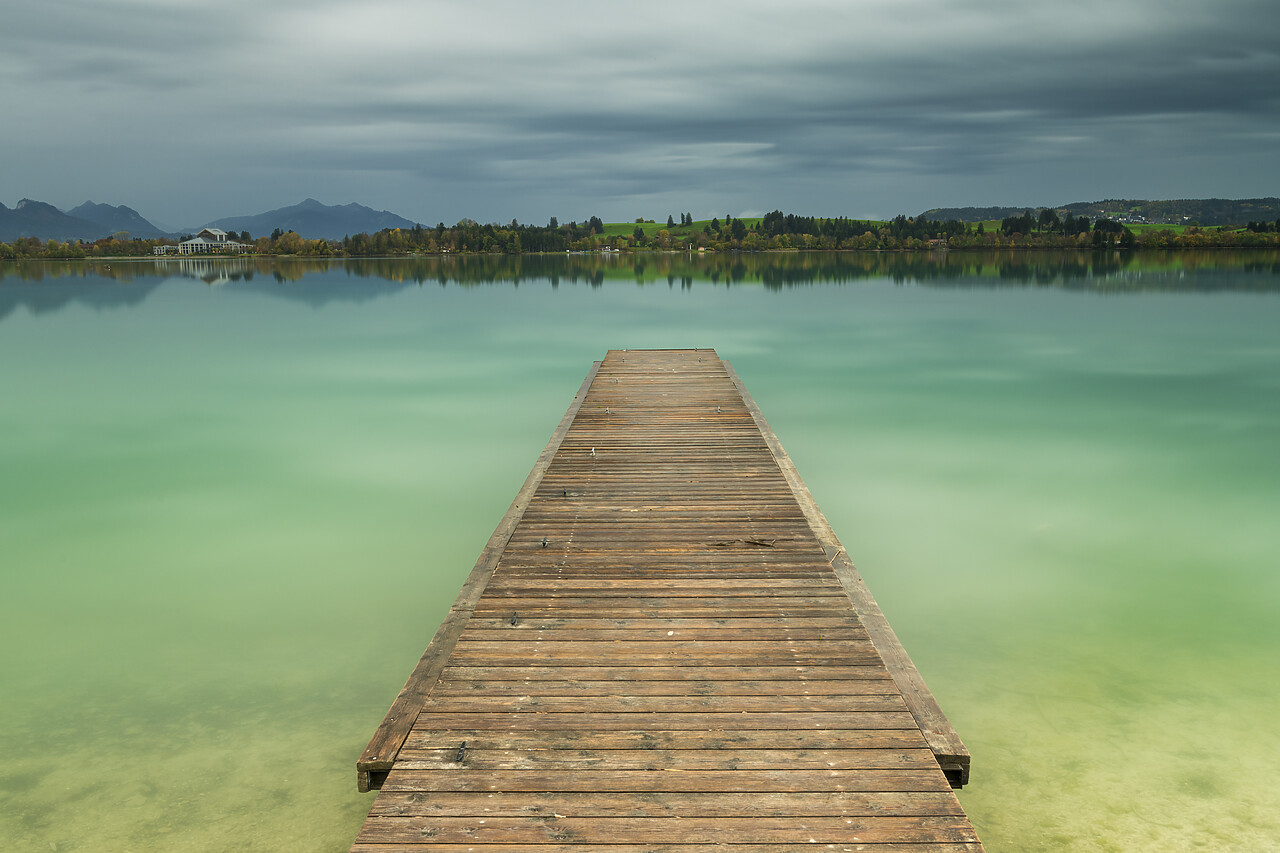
[8,243,1280,263]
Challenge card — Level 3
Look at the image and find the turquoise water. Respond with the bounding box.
[2,253,1278,851]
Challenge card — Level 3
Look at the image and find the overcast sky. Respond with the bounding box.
[4,0,1278,229]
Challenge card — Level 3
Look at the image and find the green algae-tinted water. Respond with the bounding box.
[2,252,1278,852]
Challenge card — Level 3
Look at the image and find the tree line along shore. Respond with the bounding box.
[4,210,1280,260]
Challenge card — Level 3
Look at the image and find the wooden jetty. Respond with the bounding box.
[351,348,981,851]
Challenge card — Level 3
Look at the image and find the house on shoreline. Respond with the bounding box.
[176,228,249,255]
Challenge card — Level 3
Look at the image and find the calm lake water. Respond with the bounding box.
[2,251,1278,852]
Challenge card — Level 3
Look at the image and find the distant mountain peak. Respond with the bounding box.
[2,198,107,241]
[68,200,167,238]
[204,199,419,241]
[16,199,73,218]
[3,196,423,243]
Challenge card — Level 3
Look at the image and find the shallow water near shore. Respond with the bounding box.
[2,251,1278,851]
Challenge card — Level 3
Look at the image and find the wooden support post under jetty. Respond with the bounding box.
[351,348,981,851]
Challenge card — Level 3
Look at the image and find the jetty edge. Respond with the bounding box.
[355,358,601,793]
[724,360,971,788]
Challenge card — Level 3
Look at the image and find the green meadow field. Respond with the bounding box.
[598,218,766,239]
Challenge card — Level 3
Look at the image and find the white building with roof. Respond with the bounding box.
[179,228,250,255]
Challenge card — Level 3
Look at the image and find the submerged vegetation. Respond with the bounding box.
[3,210,1279,260]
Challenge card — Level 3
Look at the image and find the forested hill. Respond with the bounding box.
[925,198,1280,227]
[918,206,1025,223]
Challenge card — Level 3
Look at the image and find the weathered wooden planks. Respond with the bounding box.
[352,349,980,851]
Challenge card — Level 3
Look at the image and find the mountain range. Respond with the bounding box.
[196,198,419,242]
[68,201,170,239]
[1,198,422,243]
[1,199,107,242]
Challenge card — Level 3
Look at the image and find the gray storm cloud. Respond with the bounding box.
[3,0,1277,228]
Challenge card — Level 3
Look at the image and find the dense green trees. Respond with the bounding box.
[1002,210,1098,240]
[1062,213,1091,236]
[1001,211,1035,236]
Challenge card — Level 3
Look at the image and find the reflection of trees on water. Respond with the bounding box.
[3,251,1280,320]
[194,250,1280,292]
[276,250,1280,293]
[0,259,168,320]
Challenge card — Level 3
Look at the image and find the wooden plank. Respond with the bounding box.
[446,639,881,655]
[456,627,872,642]
[470,597,855,612]
[378,768,956,794]
[430,679,895,697]
[353,845,985,853]
[483,577,842,590]
[442,649,886,666]
[478,586,847,598]
[459,615,869,628]
[354,815,979,845]
[408,712,921,731]
[367,790,965,817]
[392,747,939,771]
[400,730,929,751]
[436,664,899,681]
[406,694,909,713]
[355,840,983,845]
